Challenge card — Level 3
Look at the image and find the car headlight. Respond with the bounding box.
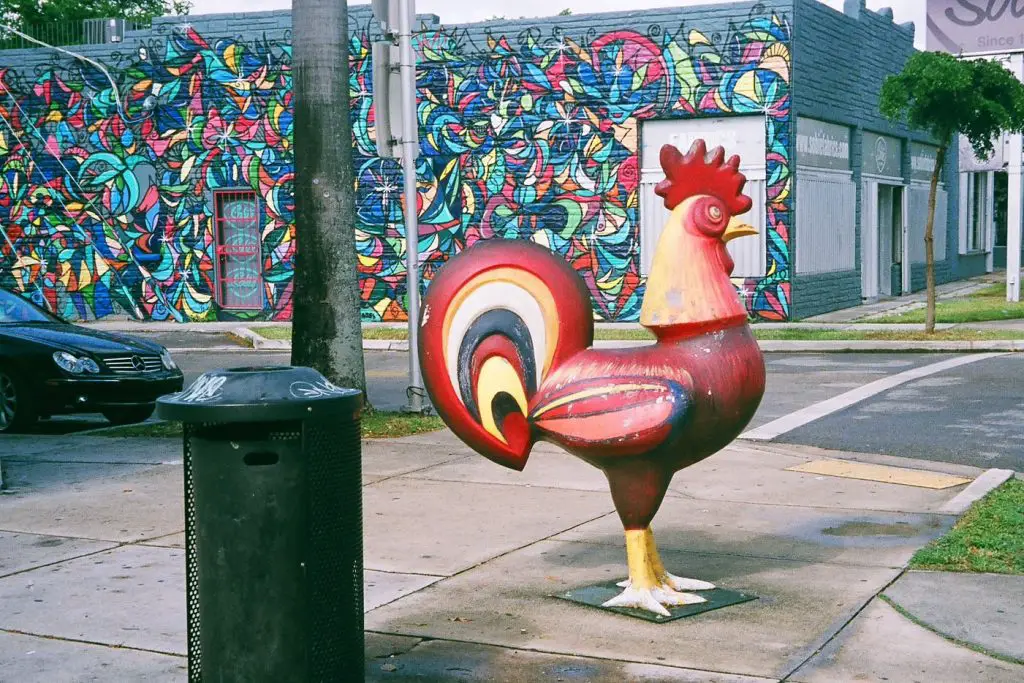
[53,351,100,375]
[160,348,177,370]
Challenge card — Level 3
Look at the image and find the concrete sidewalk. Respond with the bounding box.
[0,430,1021,681]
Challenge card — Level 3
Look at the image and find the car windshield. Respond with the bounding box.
[0,289,61,324]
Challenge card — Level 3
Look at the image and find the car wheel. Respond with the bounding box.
[0,368,37,434]
[102,405,156,426]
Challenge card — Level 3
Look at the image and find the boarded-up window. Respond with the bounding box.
[795,172,857,274]
[909,186,948,263]
[214,190,264,310]
[639,117,768,278]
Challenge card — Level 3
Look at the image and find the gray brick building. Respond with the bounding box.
[0,1,980,323]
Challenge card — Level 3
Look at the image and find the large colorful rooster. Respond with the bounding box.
[419,140,767,616]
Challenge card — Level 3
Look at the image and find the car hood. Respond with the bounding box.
[0,323,163,355]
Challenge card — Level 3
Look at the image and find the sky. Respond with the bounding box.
[187,0,926,47]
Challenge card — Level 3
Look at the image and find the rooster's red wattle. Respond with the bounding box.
[419,140,767,615]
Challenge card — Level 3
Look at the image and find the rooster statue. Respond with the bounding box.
[418,140,767,616]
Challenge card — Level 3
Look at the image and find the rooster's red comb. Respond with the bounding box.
[654,140,753,215]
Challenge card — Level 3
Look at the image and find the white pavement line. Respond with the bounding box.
[940,468,1015,515]
[740,352,1008,441]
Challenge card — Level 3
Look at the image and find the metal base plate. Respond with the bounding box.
[554,581,757,623]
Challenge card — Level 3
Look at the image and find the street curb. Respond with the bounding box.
[364,339,413,352]
[939,468,1015,515]
[231,326,289,351]
[234,337,1024,354]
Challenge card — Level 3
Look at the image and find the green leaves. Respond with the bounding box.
[880,51,1024,159]
[0,0,191,27]
[880,52,1024,333]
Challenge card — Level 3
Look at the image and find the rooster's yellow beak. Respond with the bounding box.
[722,216,758,243]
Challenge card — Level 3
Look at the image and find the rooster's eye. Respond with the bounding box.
[707,205,722,221]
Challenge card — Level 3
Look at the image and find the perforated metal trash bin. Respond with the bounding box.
[157,366,363,683]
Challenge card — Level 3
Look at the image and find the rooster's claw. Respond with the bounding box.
[616,572,716,591]
[602,584,706,616]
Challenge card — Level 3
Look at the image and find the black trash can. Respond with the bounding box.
[157,366,363,683]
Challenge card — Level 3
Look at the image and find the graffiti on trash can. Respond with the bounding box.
[289,379,349,399]
[177,375,228,403]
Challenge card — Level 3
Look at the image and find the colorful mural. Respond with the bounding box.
[352,11,793,321]
[0,27,294,321]
[0,8,791,322]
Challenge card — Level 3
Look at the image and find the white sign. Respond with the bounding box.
[642,116,767,179]
[910,142,940,182]
[927,0,1024,55]
[862,132,902,179]
[959,133,1007,172]
[796,118,851,171]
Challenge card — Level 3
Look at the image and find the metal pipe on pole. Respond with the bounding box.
[398,0,424,412]
[371,0,424,412]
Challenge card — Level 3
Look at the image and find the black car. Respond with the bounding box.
[0,288,185,433]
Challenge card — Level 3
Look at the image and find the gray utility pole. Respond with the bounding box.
[291,0,368,395]
[372,0,425,413]
[1007,54,1023,303]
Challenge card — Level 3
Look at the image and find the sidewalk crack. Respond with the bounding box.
[778,568,907,681]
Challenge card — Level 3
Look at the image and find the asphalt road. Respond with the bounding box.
[121,348,1024,472]
[779,353,1024,471]
[7,341,1023,472]
[752,353,960,431]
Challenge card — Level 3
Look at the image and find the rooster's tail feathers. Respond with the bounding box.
[418,240,594,470]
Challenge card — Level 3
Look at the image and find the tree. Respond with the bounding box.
[290,0,367,396]
[0,0,190,26]
[881,51,1024,333]
[558,8,572,15]
[0,0,190,47]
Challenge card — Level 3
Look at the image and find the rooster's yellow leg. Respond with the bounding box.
[601,529,706,616]
[645,529,717,591]
[616,530,716,591]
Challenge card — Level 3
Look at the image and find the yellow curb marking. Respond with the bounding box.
[785,459,972,490]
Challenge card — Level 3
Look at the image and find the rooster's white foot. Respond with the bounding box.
[602,583,706,617]
[616,572,716,591]
[610,528,715,615]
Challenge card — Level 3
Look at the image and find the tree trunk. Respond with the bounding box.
[291,0,366,395]
[924,146,946,334]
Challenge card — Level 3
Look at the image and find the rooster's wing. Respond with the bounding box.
[528,376,692,457]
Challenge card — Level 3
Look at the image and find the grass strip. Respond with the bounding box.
[873,284,1024,324]
[96,409,445,440]
[909,479,1024,575]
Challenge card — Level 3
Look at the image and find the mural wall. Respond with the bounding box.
[0,28,295,321]
[0,7,792,323]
